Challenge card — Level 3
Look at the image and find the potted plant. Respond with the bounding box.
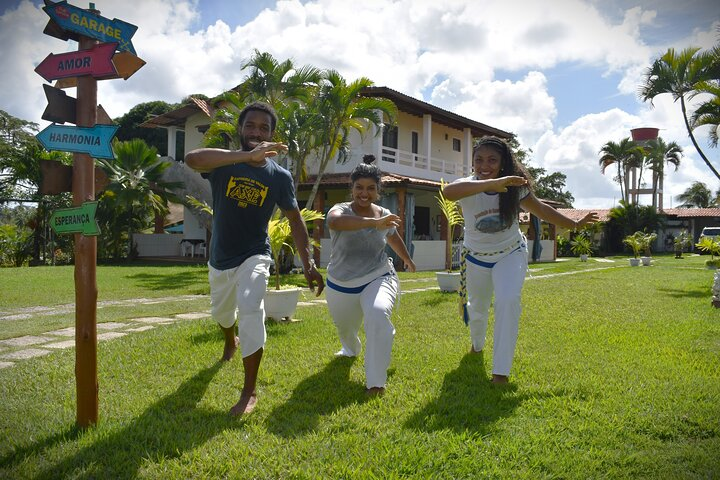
[570,235,593,262]
[673,230,691,259]
[265,208,324,321]
[696,236,720,269]
[623,231,644,267]
[639,232,657,266]
[435,180,464,292]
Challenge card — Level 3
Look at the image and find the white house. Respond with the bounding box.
[140,87,557,268]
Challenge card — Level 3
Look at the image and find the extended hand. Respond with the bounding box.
[490,176,528,192]
[375,214,401,230]
[250,142,288,162]
[304,265,325,296]
[404,259,417,273]
[578,212,600,227]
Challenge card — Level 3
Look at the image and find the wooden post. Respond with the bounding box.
[74,27,99,428]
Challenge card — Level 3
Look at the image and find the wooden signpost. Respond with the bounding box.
[36,0,143,428]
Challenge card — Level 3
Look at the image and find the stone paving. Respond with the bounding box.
[0,267,614,370]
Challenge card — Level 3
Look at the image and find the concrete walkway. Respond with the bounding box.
[0,265,616,370]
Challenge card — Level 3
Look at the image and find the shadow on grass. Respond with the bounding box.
[656,286,709,299]
[265,356,365,438]
[404,352,522,434]
[27,361,235,479]
[125,271,208,292]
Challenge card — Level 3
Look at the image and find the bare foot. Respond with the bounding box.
[229,393,257,416]
[222,336,240,361]
[366,387,385,397]
[491,374,509,384]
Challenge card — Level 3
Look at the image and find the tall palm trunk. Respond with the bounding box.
[681,96,720,180]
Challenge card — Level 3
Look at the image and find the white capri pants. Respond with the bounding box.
[325,274,399,389]
[208,254,271,358]
[466,247,528,376]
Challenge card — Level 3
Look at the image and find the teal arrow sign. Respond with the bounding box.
[37,124,118,159]
[50,201,100,236]
[43,1,138,55]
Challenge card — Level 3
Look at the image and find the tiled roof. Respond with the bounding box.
[140,97,213,128]
[661,208,720,218]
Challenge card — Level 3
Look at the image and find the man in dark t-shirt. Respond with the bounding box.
[185,101,324,416]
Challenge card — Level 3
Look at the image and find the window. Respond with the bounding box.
[411,131,419,154]
[413,206,430,237]
[382,125,398,162]
[452,138,461,152]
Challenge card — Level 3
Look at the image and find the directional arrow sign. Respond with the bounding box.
[42,84,76,124]
[35,42,117,82]
[37,124,118,160]
[50,201,100,236]
[43,1,138,55]
[53,51,145,89]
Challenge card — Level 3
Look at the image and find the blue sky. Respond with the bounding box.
[0,0,718,208]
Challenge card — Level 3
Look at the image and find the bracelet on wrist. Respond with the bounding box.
[304,259,316,271]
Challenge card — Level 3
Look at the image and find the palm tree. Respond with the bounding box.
[97,139,182,259]
[598,138,644,203]
[638,46,720,180]
[643,137,682,209]
[304,70,397,209]
[691,82,720,148]
[676,181,713,208]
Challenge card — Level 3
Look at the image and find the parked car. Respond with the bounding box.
[700,227,720,241]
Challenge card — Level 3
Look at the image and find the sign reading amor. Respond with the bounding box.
[37,123,118,159]
[35,42,117,81]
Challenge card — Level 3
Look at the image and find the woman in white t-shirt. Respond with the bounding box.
[443,137,598,384]
[326,159,416,396]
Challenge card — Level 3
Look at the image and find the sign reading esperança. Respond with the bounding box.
[43,1,138,55]
[50,201,100,236]
[37,123,118,159]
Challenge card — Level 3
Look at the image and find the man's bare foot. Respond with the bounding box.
[229,393,257,416]
[491,374,509,384]
[366,387,385,396]
[222,336,240,361]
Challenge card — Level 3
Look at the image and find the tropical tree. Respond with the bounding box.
[0,110,40,200]
[97,139,182,260]
[638,46,720,180]
[598,138,644,203]
[604,200,665,253]
[675,181,713,208]
[113,100,180,156]
[643,137,683,209]
[691,81,720,147]
[304,70,397,209]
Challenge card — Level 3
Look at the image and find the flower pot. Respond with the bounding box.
[579,254,588,262]
[436,271,461,292]
[264,287,301,322]
[628,258,640,267]
[640,256,652,266]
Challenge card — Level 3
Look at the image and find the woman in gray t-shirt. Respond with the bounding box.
[326,160,416,396]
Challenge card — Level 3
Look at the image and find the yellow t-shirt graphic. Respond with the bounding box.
[226,176,269,208]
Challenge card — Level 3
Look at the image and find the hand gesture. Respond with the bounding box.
[250,141,288,162]
[404,259,417,273]
[304,263,325,296]
[375,214,401,230]
[489,176,528,192]
[578,211,600,228]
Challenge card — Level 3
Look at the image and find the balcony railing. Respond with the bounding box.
[379,147,468,181]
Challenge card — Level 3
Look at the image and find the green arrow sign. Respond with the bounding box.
[50,201,100,236]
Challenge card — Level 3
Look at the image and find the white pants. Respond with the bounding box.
[326,274,399,389]
[208,255,271,358]
[466,248,527,376]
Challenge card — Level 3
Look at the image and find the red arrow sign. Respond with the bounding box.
[53,51,146,89]
[35,42,117,82]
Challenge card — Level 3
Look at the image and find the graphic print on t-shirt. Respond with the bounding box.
[226,176,269,208]
[474,207,507,233]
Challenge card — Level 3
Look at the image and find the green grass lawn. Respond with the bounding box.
[0,255,718,478]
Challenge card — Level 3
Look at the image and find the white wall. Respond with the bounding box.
[134,233,182,257]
